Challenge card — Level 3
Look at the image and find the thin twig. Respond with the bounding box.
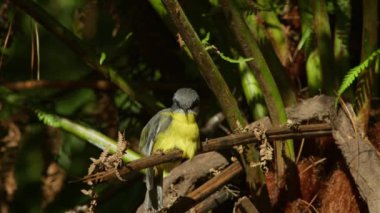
[296,138,305,164]
[3,80,188,91]
[4,80,115,91]
[0,20,13,72]
[300,158,327,175]
[30,20,35,79]
[34,22,40,80]
[300,194,319,213]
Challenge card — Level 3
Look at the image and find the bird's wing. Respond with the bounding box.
[139,108,172,155]
[139,109,172,211]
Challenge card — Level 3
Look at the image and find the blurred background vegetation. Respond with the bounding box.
[0,0,379,212]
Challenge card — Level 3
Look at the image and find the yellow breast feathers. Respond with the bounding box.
[153,112,199,159]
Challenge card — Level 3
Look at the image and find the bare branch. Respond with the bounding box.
[82,123,332,183]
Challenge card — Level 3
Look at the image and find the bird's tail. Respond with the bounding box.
[144,167,163,211]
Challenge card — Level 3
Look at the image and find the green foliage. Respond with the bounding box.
[336,48,380,104]
[306,49,322,95]
[3,0,380,211]
[0,87,26,119]
[148,0,168,18]
[296,28,312,53]
[55,89,96,115]
[201,32,211,44]
[99,52,106,65]
[36,110,61,128]
[239,59,267,119]
[297,0,314,55]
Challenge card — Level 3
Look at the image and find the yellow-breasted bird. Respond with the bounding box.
[139,88,200,211]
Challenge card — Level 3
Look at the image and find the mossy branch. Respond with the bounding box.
[12,0,162,113]
[161,0,246,131]
[220,0,295,186]
[219,0,288,127]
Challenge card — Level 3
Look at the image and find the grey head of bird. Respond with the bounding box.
[171,88,199,114]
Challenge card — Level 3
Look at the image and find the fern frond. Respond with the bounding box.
[336,48,380,104]
[36,110,61,127]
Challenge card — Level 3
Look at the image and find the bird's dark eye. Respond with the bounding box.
[190,98,199,110]
[173,99,180,108]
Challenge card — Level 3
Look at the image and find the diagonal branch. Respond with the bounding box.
[219,0,294,191]
[161,0,246,130]
[189,187,233,212]
[167,161,243,211]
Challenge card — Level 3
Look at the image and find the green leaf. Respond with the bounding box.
[306,49,322,95]
[99,52,106,65]
[296,28,312,52]
[201,32,210,44]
